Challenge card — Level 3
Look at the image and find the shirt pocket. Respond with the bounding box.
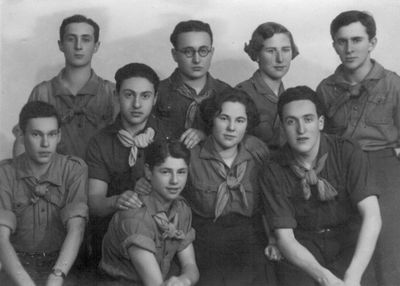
[365,94,394,126]
[189,182,218,215]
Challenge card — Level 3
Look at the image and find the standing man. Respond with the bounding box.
[0,101,88,286]
[14,14,116,159]
[86,63,169,265]
[155,20,230,148]
[317,10,400,285]
[260,86,381,286]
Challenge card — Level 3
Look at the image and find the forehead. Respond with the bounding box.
[282,99,317,118]
[220,101,247,116]
[26,117,59,131]
[63,22,95,37]
[175,31,212,48]
[334,21,368,39]
[120,77,155,92]
[156,156,188,169]
[262,33,291,47]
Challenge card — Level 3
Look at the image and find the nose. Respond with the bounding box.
[75,38,82,50]
[345,41,353,54]
[227,120,236,131]
[297,121,305,134]
[276,51,283,63]
[170,172,178,184]
[133,96,141,108]
[192,51,200,64]
[41,135,49,147]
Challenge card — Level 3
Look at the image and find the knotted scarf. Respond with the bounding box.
[153,212,185,240]
[117,127,155,167]
[213,160,248,221]
[23,177,60,206]
[58,94,98,126]
[289,153,338,201]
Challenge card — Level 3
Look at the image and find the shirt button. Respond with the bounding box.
[353,106,358,111]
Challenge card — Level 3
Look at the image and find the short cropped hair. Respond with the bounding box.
[244,22,299,62]
[200,88,260,135]
[330,10,376,40]
[170,20,213,48]
[115,63,160,93]
[19,101,61,133]
[60,14,100,43]
[144,139,191,170]
[277,86,324,121]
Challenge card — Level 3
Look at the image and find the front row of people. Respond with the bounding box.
[0,73,382,286]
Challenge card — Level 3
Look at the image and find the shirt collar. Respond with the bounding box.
[170,68,218,96]
[252,70,284,100]
[109,113,159,134]
[52,69,101,97]
[198,135,253,165]
[141,192,182,218]
[15,153,63,186]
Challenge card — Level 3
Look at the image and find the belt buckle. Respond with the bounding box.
[316,228,331,234]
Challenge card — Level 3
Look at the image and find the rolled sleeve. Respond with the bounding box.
[177,227,196,252]
[60,202,89,225]
[121,234,156,258]
[0,209,17,233]
[86,137,111,182]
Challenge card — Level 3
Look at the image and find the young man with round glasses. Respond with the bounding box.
[155,20,230,149]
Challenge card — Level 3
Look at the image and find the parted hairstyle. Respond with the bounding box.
[277,86,325,121]
[330,10,376,40]
[244,22,299,62]
[115,63,160,93]
[59,14,100,43]
[200,87,260,135]
[19,101,61,133]
[144,139,191,170]
[170,20,213,48]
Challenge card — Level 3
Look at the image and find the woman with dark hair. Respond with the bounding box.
[99,139,199,286]
[186,87,278,285]
[237,22,299,151]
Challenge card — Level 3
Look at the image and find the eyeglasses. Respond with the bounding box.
[176,46,212,58]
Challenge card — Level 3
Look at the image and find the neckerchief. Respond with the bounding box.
[213,160,248,221]
[153,212,185,240]
[117,127,155,167]
[57,94,98,126]
[289,153,338,201]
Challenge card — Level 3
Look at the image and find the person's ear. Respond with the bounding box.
[171,48,178,63]
[58,40,64,53]
[368,37,377,52]
[93,41,101,53]
[318,115,325,131]
[57,129,62,144]
[153,92,158,106]
[144,163,152,181]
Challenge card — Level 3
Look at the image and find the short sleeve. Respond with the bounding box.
[86,135,111,183]
[177,227,195,252]
[0,164,17,232]
[60,157,89,225]
[259,160,297,229]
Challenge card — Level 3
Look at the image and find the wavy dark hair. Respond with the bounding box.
[59,14,100,42]
[19,101,61,133]
[144,139,190,170]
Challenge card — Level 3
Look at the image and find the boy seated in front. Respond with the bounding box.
[99,139,199,286]
[0,101,88,286]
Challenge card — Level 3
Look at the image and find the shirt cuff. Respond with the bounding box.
[0,209,17,233]
[121,234,156,259]
[271,216,297,229]
[60,202,89,225]
[177,228,196,252]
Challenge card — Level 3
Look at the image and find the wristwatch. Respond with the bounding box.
[51,268,66,279]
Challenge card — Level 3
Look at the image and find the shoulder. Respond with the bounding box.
[29,79,54,101]
[242,135,269,162]
[211,77,231,91]
[58,154,88,172]
[236,78,253,92]
[0,158,15,175]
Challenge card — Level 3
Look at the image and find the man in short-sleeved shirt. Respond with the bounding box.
[13,14,116,159]
[100,194,195,284]
[0,101,88,286]
[260,86,381,286]
[316,10,400,285]
[155,20,230,148]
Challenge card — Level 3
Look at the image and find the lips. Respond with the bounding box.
[296,137,308,143]
[192,66,203,71]
[130,111,143,117]
[38,151,52,157]
[74,54,85,59]
[223,134,236,140]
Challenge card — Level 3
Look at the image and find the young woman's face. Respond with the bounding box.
[146,156,189,204]
[257,33,293,80]
[212,101,248,152]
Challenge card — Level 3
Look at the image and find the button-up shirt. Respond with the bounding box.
[317,60,400,151]
[0,153,88,253]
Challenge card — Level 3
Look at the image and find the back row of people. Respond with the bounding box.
[1,9,399,286]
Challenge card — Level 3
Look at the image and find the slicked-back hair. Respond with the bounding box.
[19,101,61,133]
[330,10,376,40]
[200,87,260,135]
[277,86,325,121]
[115,63,160,93]
[170,20,213,48]
[244,22,299,62]
[60,14,100,42]
[144,139,190,170]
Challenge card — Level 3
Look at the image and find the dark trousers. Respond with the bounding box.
[193,213,277,286]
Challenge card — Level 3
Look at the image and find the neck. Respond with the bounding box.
[121,118,148,136]
[213,139,239,167]
[27,158,52,179]
[62,65,92,94]
[180,72,207,94]
[259,70,282,95]
[293,135,321,169]
[343,58,373,84]
[152,191,173,211]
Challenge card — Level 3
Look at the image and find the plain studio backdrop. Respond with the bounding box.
[1,0,399,160]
